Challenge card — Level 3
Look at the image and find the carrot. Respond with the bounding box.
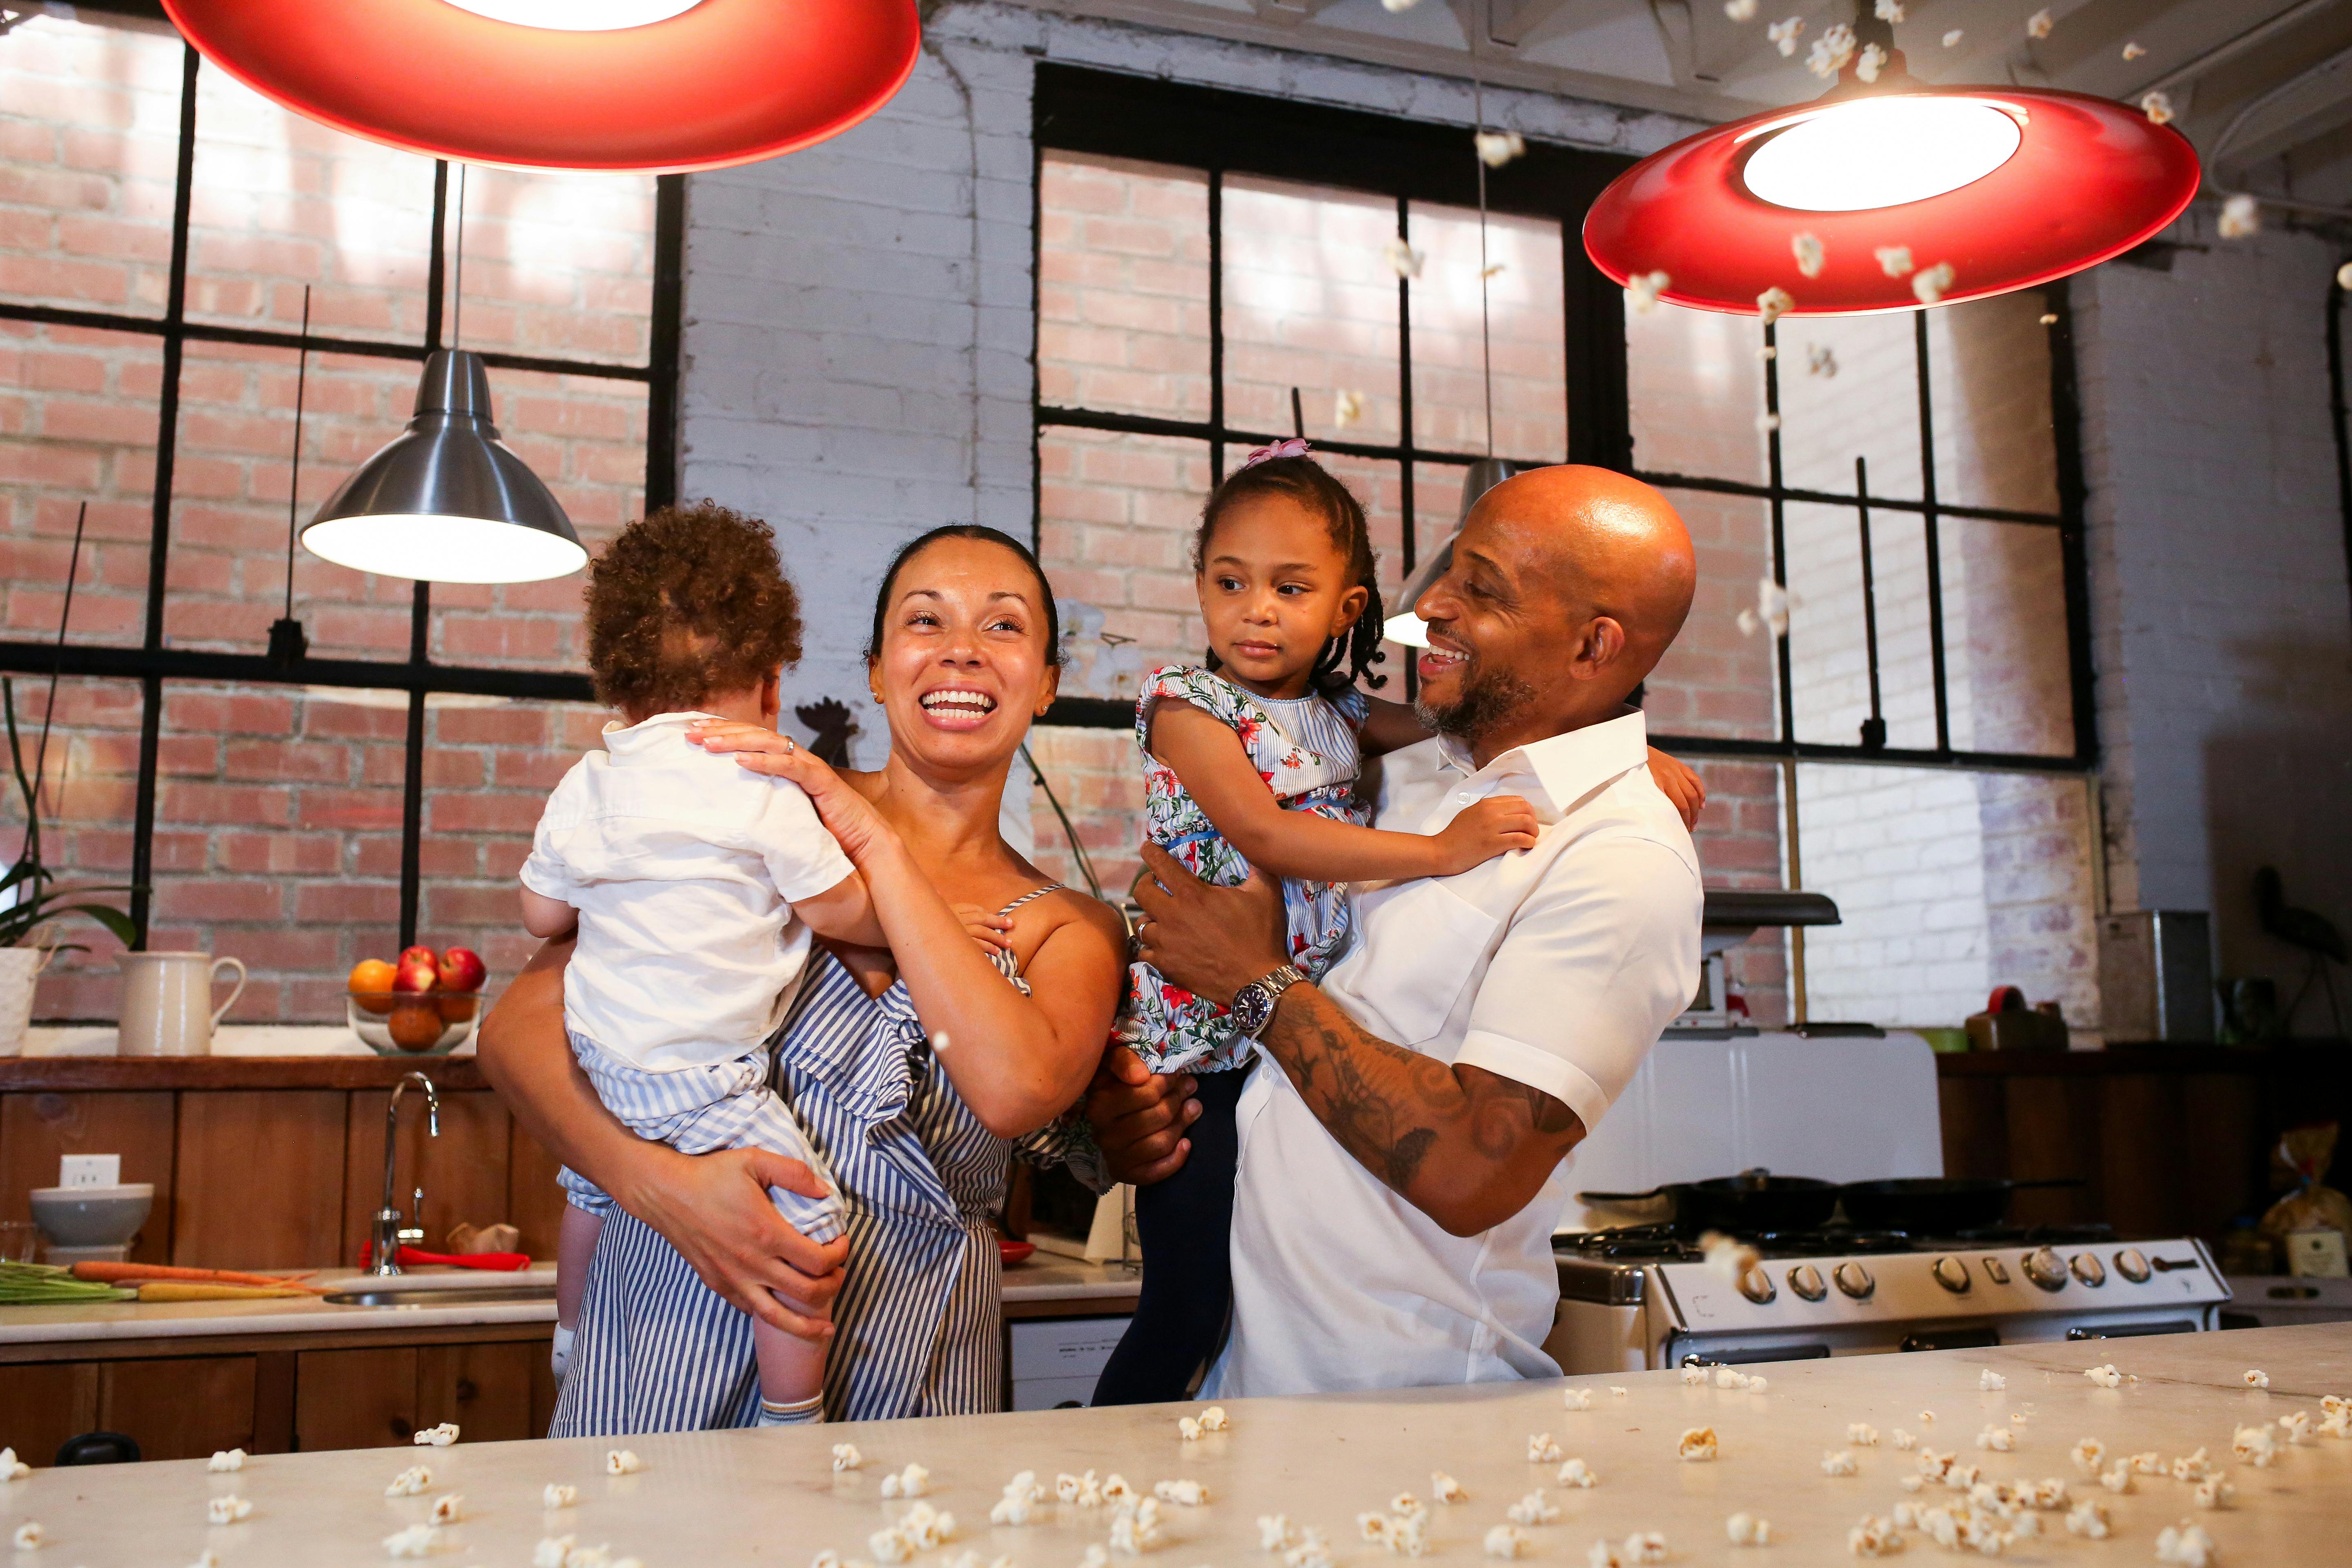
[71,1262,329,1293]
[136,1282,313,1302]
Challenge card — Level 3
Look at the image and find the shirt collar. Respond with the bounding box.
[600,710,719,757]
[1434,709,1650,821]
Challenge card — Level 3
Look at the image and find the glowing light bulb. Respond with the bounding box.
[440,0,702,31]
[303,514,588,584]
[1740,97,2024,212]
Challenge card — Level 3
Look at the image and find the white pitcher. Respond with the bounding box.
[117,951,246,1057]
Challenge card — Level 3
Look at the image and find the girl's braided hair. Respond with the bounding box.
[1192,454,1388,693]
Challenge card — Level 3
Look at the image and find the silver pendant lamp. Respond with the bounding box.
[301,165,586,585]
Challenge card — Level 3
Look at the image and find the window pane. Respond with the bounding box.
[1036,425,1212,700]
[1222,177,1400,444]
[1929,289,2059,514]
[1940,519,2075,756]
[7,676,143,1022]
[1776,314,1923,501]
[1,322,160,646]
[184,60,437,345]
[1643,489,1779,744]
[1025,724,1145,908]
[446,166,658,368]
[1406,203,1565,463]
[0,13,183,318]
[1295,450,1403,699]
[1626,299,1765,483]
[1784,500,1939,751]
[1038,152,1210,421]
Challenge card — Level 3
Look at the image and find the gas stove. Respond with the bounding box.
[1544,1222,2230,1373]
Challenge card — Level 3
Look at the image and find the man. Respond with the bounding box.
[1091,464,1704,1395]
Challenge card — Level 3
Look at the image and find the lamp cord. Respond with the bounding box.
[284,284,310,620]
[452,163,467,351]
[1474,71,1494,457]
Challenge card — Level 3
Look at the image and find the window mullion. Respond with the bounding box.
[1913,309,1952,755]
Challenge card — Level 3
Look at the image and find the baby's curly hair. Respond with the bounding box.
[584,501,803,718]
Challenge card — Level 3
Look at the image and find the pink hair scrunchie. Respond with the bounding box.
[1240,437,1311,469]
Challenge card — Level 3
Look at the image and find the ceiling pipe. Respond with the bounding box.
[2132,0,2343,100]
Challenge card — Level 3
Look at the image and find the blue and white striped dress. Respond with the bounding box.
[548,886,1075,1434]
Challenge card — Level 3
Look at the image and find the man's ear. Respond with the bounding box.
[1570,616,1627,681]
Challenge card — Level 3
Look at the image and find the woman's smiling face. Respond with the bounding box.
[870,535,1058,774]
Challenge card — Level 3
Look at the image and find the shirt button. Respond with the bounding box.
[1456,792,1475,805]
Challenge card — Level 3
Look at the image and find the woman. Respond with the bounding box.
[479,526,1127,1428]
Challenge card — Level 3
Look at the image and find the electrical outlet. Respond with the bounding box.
[59,1155,121,1189]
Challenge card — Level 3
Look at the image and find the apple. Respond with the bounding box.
[348,958,399,1015]
[436,947,486,993]
[392,956,438,994]
[388,1001,444,1052]
[398,945,437,972]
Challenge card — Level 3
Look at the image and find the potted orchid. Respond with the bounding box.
[1,678,137,1054]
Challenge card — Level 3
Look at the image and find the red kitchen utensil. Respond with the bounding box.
[398,1245,530,1272]
[998,1238,1036,1267]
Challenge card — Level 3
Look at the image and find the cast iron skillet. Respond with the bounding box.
[1578,1169,1841,1233]
[1835,1176,2083,1234]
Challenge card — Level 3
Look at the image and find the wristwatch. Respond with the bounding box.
[1229,963,1307,1040]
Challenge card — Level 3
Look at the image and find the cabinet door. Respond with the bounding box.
[176,1091,347,1269]
[0,1363,98,1468]
[295,1347,419,1451]
[0,1092,177,1263]
[99,1356,257,1461]
[417,1341,539,1444]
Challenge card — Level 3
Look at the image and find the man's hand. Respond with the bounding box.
[1084,1043,1199,1186]
[1131,843,1288,1010]
[617,1144,848,1336]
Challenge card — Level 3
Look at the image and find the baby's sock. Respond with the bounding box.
[755,1394,824,1427]
[550,1325,575,1379]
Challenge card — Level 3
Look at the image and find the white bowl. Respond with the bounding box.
[30,1183,154,1248]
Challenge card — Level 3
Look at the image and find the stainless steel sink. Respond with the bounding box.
[325,1285,557,1307]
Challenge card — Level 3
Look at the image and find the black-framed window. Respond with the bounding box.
[1,6,681,1020]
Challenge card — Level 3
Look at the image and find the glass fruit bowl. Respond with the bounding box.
[347,989,483,1056]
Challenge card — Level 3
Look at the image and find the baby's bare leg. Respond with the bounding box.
[751,1292,832,1420]
[557,1205,602,1328]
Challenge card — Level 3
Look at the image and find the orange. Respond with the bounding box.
[349,958,399,1015]
[388,1002,444,1052]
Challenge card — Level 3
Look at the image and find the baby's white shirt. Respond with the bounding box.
[519,711,855,1071]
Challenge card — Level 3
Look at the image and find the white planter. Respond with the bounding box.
[0,944,51,1058]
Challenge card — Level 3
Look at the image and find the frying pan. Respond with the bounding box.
[1835,1176,2083,1234]
[1577,1169,1840,1233]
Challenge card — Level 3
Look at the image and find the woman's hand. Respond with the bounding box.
[1646,746,1705,829]
[616,1144,848,1336]
[688,720,899,864]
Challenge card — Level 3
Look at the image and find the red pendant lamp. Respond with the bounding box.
[1584,9,2199,316]
[159,0,919,173]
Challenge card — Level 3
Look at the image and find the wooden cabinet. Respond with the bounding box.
[98,1355,260,1461]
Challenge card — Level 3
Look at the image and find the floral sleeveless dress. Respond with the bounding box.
[1125,664,1368,1075]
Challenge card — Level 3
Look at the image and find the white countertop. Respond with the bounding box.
[1,1323,2343,1565]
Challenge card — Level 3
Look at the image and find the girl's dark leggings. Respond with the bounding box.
[1087,1065,1249,1406]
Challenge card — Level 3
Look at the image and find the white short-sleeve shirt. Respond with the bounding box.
[519,712,855,1071]
[1207,710,1702,1398]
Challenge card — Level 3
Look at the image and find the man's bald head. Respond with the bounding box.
[1411,465,1697,760]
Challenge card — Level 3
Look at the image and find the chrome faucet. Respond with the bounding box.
[368,1071,440,1277]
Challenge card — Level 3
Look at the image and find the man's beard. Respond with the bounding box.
[1414,653,1539,748]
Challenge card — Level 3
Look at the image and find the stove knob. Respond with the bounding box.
[1787,1264,1828,1302]
[1833,1261,1876,1300]
[2070,1252,2107,1287]
[1737,1267,1777,1305]
[1980,1255,2011,1285]
[1931,1256,1971,1294]
[2114,1248,2151,1284]
[2022,1246,2068,1292]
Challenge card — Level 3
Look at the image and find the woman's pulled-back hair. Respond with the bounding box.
[586,500,803,716]
[1193,454,1387,692]
[864,524,1062,667]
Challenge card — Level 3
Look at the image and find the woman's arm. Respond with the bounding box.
[1152,702,1536,882]
[477,936,846,1336]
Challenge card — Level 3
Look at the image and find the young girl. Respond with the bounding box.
[1088,441,1702,1405]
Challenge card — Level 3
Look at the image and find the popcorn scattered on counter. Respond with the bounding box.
[1757,287,1794,326]
[2096,1461,2133,1494]
[188,1552,220,1568]
[206,1495,252,1525]
[1482,1524,1527,1559]
[1506,1490,1560,1526]
[9,1523,39,1552]
[1389,1494,1425,1520]
[1725,1512,1771,1546]
[544,1484,579,1510]
[1258,1515,1296,1550]
[1920,1411,1936,1423]
[1715,1368,1753,1391]
[1791,234,1825,278]
[870,1526,917,1564]
[2026,8,2052,39]
[1725,0,1757,19]
[1473,131,1526,169]
[832,1443,864,1472]
[1080,1547,1111,1568]
[2009,1413,2029,1426]
[1200,1406,1229,1432]
[414,1423,459,1447]
[1975,1426,2015,1453]
[1768,16,1804,57]
[1912,262,1956,304]
[1564,1387,1593,1410]
[1109,1497,1163,1555]
[605,1450,644,1477]
[2142,91,2175,125]
[2243,1369,2270,1390]
[1822,1449,1858,1477]
[1585,1541,1621,1568]
[207,1448,246,1473]
[2128,1451,2163,1474]
[993,1470,1048,1526]
[2193,1477,2235,1510]
[1892,1430,1918,1452]
[1432,1473,1469,1503]
[2155,1521,2216,1568]
[1528,1433,1564,1463]
[2085,1364,2124,1388]
[383,1524,439,1559]
[1624,1533,1667,1565]
[1626,272,1670,315]
[2279,1410,2313,1443]
[386,1466,433,1497]
[1850,1424,1881,1446]
[878,1463,929,1499]
[2173,1447,2217,1481]
[1899,1476,1924,1494]
[1679,1428,1719,1462]
[1747,1376,1768,1394]
[2069,1438,2105,1472]
[1154,1479,1209,1507]
[1101,1474,1137,1504]
[1610,1388,1628,1399]
[1556,1459,1597,1489]
[1282,1535,1332,1568]
[424,1493,464,1526]
[2232,1425,2277,1468]
[534,1537,575,1568]
[1846,1515,1903,1556]
[0,1450,27,1483]
[1061,1471,1105,1508]
[902,1502,958,1550]
[2064,1499,2111,1539]
[1680,1365,1707,1386]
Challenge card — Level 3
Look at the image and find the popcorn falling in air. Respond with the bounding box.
[1557,1458,1598,1488]
[879,1463,929,1498]
[1432,1473,1469,1503]
[387,1466,433,1497]
[1857,43,1887,84]
[1912,262,1955,304]
[1702,1231,1761,1287]
[383,1525,439,1559]
[2156,1521,2216,1568]
[1822,1449,1859,1477]
[2193,1477,2235,1509]
[2040,312,2058,325]
[414,1423,460,1447]
[1333,390,1365,431]
[1768,17,1804,57]
[1381,0,1420,12]
[2219,195,2261,239]
[1804,344,1838,377]
[1566,1386,1594,1410]
[1726,1512,1771,1546]
[206,1496,253,1525]
[429,1494,464,1526]
[1725,0,1757,19]
[1529,1433,1564,1463]
[1506,1491,1561,1526]
[1875,0,1904,20]
[207,1449,246,1473]
[2142,91,2175,125]
[1737,577,1792,638]
[1876,246,1915,278]
[1382,238,1425,281]
[1757,286,1794,325]
[1976,1426,2015,1452]
[1626,271,1670,314]
[1679,1427,1720,1462]
[833,1443,864,1471]
[10,1524,40,1551]
[544,1484,579,1510]
[2027,9,2052,39]
[2124,41,2147,60]
[2339,263,2352,290]
[1807,22,1857,80]
[1793,233,1825,278]
[606,1450,644,1477]
[1755,412,1782,434]
[1483,1525,1528,1559]
[1943,28,1963,47]
[1851,1425,1881,1446]
[1474,131,1526,169]
[1759,344,1778,360]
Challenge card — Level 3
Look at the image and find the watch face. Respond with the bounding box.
[1229,984,1269,1036]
